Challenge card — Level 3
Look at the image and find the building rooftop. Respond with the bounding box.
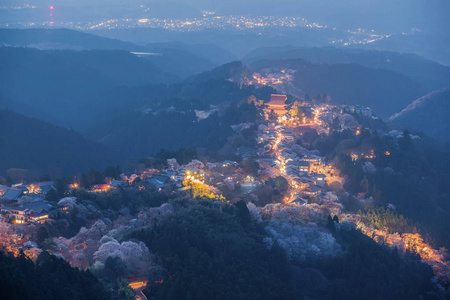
[1,189,22,201]
[269,94,288,105]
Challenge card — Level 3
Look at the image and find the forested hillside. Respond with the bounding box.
[390,87,450,143]
[0,110,117,175]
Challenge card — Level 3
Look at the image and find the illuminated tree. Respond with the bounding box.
[289,101,305,121]
[167,158,180,170]
[190,181,223,200]
[93,239,153,276]
[265,219,340,262]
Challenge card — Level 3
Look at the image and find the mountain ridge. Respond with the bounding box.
[389,87,450,143]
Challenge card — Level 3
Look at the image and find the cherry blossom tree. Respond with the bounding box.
[265,219,340,262]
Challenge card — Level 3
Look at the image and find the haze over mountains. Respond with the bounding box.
[1,27,449,175]
[181,0,450,32]
[0,29,234,78]
[2,0,450,32]
[2,0,450,65]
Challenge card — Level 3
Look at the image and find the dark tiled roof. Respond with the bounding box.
[1,189,22,201]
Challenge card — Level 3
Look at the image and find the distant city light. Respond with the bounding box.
[50,6,54,10]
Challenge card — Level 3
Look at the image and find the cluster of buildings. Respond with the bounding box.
[249,70,295,87]
[258,124,329,201]
[65,15,326,32]
[75,160,250,199]
[0,94,364,252]
[0,181,54,201]
[132,162,257,196]
[0,182,60,254]
[0,182,58,225]
[342,104,373,117]
[256,94,352,202]
[0,229,39,255]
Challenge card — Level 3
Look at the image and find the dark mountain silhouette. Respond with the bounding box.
[0,28,148,51]
[186,61,253,83]
[0,109,118,176]
[389,87,450,143]
[0,47,177,128]
[0,28,231,79]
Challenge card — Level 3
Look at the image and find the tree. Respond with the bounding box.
[268,110,278,123]
[54,178,68,199]
[105,256,127,278]
[45,188,59,202]
[235,200,251,226]
[242,159,259,177]
[273,176,289,193]
[327,215,336,234]
[103,166,122,179]
[37,226,49,244]
[289,101,305,121]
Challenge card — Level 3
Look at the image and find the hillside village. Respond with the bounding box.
[1,4,450,298]
[0,94,364,252]
[1,93,449,296]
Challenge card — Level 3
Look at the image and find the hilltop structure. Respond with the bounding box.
[264,94,288,116]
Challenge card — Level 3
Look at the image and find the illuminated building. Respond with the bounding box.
[264,94,288,117]
[1,200,53,224]
[91,184,111,193]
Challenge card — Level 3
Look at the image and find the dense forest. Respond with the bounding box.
[86,76,273,159]
[130,199,437,300]
[0,251,107,300]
